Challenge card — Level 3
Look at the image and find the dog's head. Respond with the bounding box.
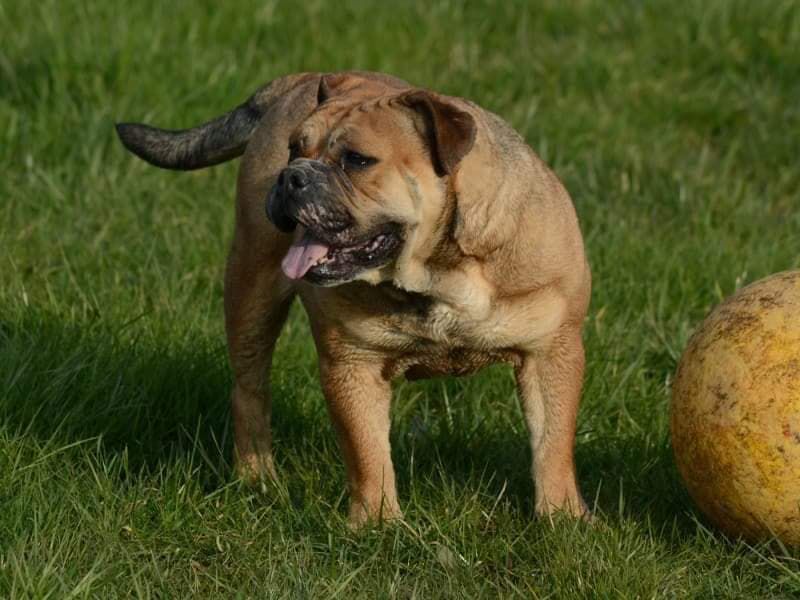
[115,71,478,288]
[267,76,477,286]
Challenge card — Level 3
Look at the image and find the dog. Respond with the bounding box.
[116,71,591,526]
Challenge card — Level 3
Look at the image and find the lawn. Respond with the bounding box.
[2,0,799,597]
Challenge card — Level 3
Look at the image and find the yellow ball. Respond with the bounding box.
[671,271,800,546]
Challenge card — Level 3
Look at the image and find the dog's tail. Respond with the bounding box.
[115,74,321,171]
[115,101,262,171]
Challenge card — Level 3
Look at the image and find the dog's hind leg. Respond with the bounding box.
[224,231,294,484]
[223,77,323,483]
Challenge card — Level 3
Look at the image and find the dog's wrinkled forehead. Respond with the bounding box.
[290,96,405,160]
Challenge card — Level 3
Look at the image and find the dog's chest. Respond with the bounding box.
[379,299,522,380]
[329,281,564,379]
[384,294,493,345]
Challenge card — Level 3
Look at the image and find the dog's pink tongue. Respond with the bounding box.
[281,234,329,280]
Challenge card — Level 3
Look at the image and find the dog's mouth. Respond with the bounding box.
[281,223,402,285]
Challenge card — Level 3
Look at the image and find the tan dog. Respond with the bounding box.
[116,71,591,526]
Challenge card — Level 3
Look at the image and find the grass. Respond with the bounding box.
[2,0,800,596]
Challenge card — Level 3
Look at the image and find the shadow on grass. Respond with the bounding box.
[0,313,235,484]
[0,312,697,540]
[391,402,698,545]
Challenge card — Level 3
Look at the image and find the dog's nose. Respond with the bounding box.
[266,189,298,233]
[278,167,309,193]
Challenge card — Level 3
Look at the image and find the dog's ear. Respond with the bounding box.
[317,74,345,104]
[399,90,477,176]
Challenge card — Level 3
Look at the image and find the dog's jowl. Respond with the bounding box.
[117,71,591,527]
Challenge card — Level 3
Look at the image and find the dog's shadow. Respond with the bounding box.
[0,312,696,540]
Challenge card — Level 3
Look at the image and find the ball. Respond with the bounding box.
[671,271,800,545]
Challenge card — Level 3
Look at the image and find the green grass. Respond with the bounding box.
[2,0,800,596]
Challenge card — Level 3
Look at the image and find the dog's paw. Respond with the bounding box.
[535,493,593,524]
[347,500,403,530]
[234,453,278,490]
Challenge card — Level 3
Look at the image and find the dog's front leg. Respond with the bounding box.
[516,326,589,519]
[319,356,401,527]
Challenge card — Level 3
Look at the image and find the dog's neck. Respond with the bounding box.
[372,132,519,320]
[388,179,497,320]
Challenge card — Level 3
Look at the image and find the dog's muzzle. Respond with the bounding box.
[266,160,351,235]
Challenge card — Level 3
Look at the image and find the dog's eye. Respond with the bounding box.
[341,150,377,171]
